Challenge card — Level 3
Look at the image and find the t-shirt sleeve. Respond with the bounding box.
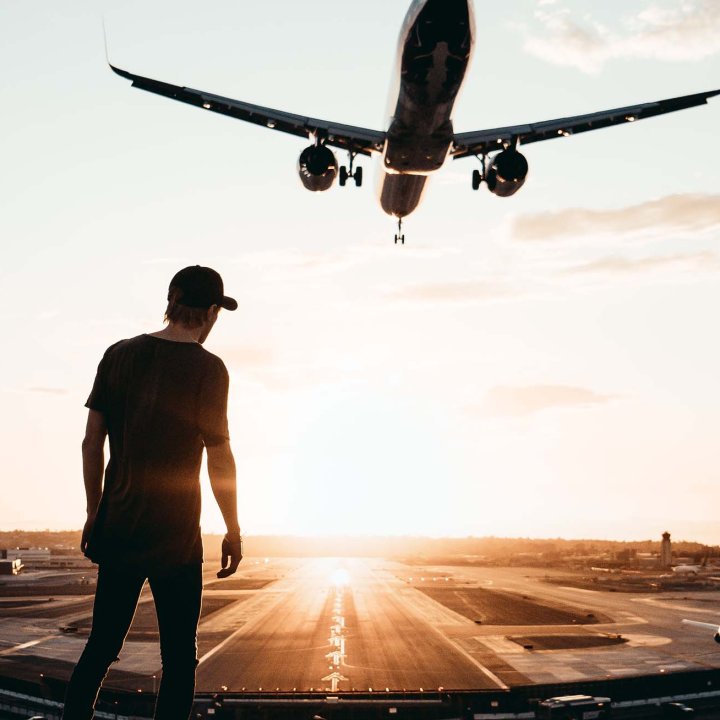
[85,350,110,412]
[198,357,230,447]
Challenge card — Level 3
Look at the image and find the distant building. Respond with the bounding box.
[0,559,24,575]
[661,532,672,568]
[0,547,92,570]
[1,548,51,567]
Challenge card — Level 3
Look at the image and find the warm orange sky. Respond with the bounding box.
[1,0,719,543]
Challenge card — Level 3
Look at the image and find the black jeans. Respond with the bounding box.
[62,562,203,720]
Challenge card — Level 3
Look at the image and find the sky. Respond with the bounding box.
[0,0,718,543]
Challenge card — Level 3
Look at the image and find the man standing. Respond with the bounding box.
[63,266,243,720]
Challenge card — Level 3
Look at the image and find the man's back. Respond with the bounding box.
[64,266,241,720]
[86,333,229,569]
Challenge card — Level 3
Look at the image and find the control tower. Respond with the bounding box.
[660,531,672,568]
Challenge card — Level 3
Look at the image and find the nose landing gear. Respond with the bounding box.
[339,152,363,187]
[394,217,405,245]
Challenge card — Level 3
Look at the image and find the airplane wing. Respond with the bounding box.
[682,620,720,630]
[110,65,386,157]
[451,89,720,159]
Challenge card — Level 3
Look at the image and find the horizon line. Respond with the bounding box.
[0,529,715,546]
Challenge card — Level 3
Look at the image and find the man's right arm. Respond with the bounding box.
[207,440,242,577]
[81,409,107,555]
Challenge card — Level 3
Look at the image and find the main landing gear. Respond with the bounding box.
[339,152,363,187]
[394,217,405,245]
[471,154,487,190]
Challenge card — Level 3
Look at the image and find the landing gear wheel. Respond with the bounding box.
[339,166,348,187]
[354,166,363,187]
[394,234,405,245]
[471,169,481,191]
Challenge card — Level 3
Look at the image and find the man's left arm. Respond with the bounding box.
[81,409,107,555]
[199,359,242,577]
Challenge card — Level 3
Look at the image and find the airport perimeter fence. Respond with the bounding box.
[2,669,720,719]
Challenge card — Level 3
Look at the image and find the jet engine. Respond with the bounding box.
[297,145,338,191]
[486,149,528,197]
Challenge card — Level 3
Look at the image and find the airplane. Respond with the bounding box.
[673,554,710,575]
[682,619,720,644]
[109,0,719,243]
[672,564,703,576]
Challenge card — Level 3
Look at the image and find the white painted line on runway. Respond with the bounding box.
[635,597,720,614]
[370,566,510,690]
[198,591,288,666]
[197,626,244,666]
[0,635,56,657]
[425,621,509,690]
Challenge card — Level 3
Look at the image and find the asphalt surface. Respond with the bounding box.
[196,558,501,692]
[3,558,720,695]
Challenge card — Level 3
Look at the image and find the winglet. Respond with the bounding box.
[109,63,134,81]
[102,17,111,67]
[103,18,133,81]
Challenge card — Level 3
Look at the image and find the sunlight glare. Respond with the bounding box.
[330,568,351,587]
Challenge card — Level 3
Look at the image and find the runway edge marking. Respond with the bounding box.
[373,567,509,690]
[197,591,288,666]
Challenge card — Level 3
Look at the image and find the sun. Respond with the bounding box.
[330,568,351,587]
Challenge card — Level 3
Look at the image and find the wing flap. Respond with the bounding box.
[452,89,720,159]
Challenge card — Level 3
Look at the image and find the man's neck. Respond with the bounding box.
[149,324,203,344]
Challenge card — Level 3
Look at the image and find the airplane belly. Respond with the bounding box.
[383,133,451,173]
[379,172,428,218]
[382,0,474,174]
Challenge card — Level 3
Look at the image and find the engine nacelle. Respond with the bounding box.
[297,145,338,192]
[486,149,528,197]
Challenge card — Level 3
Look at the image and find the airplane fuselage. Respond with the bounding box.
[379,0,475,218]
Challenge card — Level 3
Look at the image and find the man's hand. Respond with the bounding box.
[217,532,243,578]
[80,514,96,557]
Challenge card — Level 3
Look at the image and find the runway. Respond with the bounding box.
[196,558,507,691]
[2,557,720,693]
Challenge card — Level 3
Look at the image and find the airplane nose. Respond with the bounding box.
[413,0,473,50]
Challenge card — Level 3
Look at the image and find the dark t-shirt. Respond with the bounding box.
[85,334,230,569]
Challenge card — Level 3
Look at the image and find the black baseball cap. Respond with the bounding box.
[169,266,238,311]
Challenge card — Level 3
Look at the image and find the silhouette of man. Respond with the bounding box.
[63,266,242,720]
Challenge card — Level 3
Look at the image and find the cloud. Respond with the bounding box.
[513,194,720,242]
[26,387,68,396]
[387,280,511,304]
[479,384,614,417]
[563,251,719,276]
[524,0,720,73]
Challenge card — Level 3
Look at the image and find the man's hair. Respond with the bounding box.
[164,287,209,329]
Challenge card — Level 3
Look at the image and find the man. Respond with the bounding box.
[63,266,243,720]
